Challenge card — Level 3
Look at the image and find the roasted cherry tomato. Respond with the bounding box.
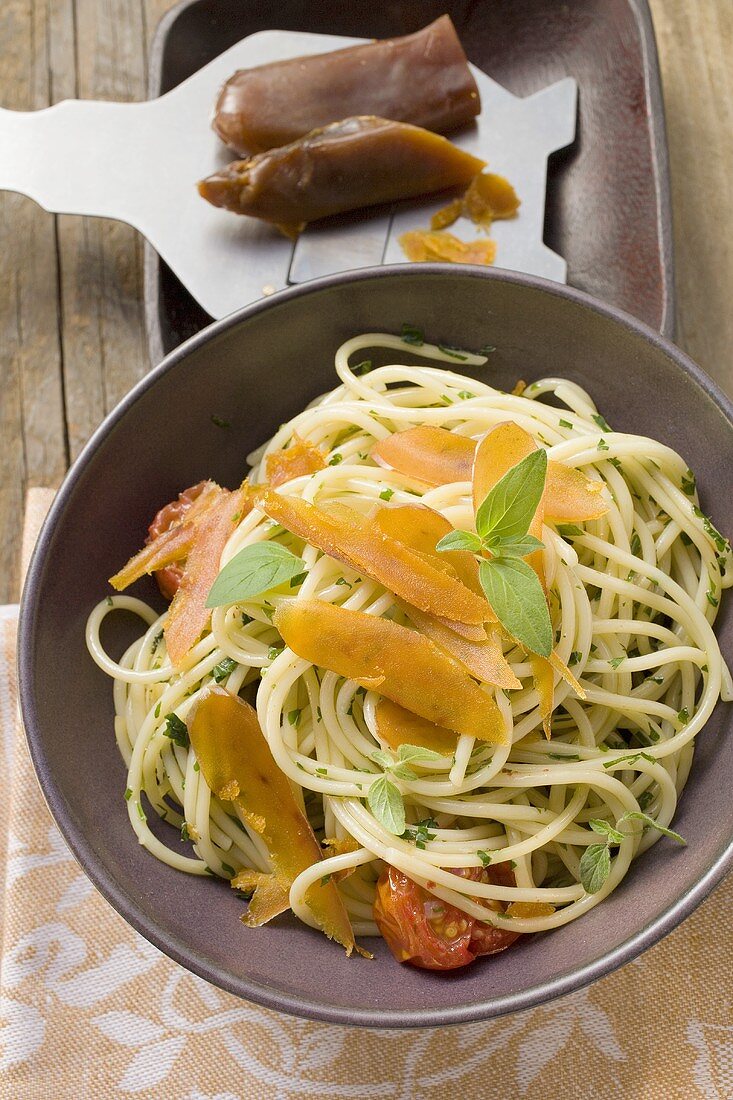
[147,482,209,600]
[373,864,520,970]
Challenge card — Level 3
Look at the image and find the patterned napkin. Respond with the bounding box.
[1,490,732,1100]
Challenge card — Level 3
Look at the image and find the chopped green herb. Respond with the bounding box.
[210,414,231,429]
[379,487,395,501]
[315,766,328,776]
[638,790,655,811]
[154,701,161,718]
[328,453,343,466]
[221,862,236,878]
[353,359,373,376]
[241,612,253,626]
[268,645,284,661]
[477,850,492,867]
[164,713,189,749]
[559,419,574,430]
[321,873,333,886]
[180,822,190,842]
[557,524,584,538]
[648,674,665,685]
[692,505,730,556]
[437,344,469,361]
[316,706,322,722]
[608,656,625,670]
[597,438,610,452]
[124,787,133,801]
[630,532,641,557]
[458,390,475,400]
[548,752,581,761]
[681,469,696,496]
[401,323,424,346]
[707,585,719,607]
[680,532,693,547]
[289,571,307,589]
[677,707,690,724]
[151,630,163,653]
[335,577,352,588]
[592,413,612,432]
[568,651,582,666]
[212,656,238,683]
[603,751,655,770]
[135,800,147,822]
[287,709,301,727]
[439,394,453,406]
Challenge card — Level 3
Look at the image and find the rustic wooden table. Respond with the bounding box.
[1,1,731,604]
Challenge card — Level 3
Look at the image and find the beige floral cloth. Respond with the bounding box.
[1,489,732,1099]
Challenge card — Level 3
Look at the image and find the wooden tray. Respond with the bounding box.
[144,0,674,363]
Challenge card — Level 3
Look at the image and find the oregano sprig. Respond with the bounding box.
[580,811,686,894]
[435,449,553,656]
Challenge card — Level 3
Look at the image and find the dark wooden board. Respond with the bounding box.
[144,0,674,363]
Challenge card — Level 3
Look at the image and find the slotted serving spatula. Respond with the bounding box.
[0,30,577,321]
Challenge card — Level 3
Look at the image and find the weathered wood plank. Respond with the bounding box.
[0,0,67,603]
[649,0,733,397]
[56,0,149,463]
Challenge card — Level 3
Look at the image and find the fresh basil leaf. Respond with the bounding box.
[206,542,305,607]
[397,744,443,763]
[619,811,686,845]
[435,530,483,554]
[475,449,548,542]
[486,534,545,559]
[479,558,552,657]
[367,775,406,835]
[557,524,584,538]
[579,843,611,894]
[589,818,625,844]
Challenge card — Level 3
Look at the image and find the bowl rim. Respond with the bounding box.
[17,263,733,1028]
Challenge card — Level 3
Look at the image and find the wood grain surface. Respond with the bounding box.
[0,0,731,603]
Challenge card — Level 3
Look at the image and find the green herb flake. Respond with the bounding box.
[680,531,693,547]
[458,390,475,400]
[212,656,238,683]
[180,822,190,842]
[568,651,582,666]
[320,874,333,886]
[548,752,581,761]
[681,469,696,496]
[163,713,189,749]
[597,438,610,452]
[379,487,395,501]
[401,323,424,346]
[557,524,584,538]
[592,413,612,432]
[608,656,625,670]
[124,787,133,801]
[477,850,492,867]
[353,359,373,376]
[677,707,690,724]
[210,414,231,429]
[437,344,469,361]
[135,800,147,822]
[335,577,352,588]
[559,419,574,430]
[707,585,719,607]
[630,532,641,557]
[289,571,307,589]
[268,645,284,661]
[603,750,655,770]
[315,766,328,777]
[638,790,655,811]
[287,709,301,727]
[328,453,343,466]
[316,706,323,722]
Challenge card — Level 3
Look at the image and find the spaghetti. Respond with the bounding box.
[87,333,732,964]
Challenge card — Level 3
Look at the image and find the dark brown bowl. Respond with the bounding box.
[18,267,733,1027]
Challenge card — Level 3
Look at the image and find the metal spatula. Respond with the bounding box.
[0,30,576,321]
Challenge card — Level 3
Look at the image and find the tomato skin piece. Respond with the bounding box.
[147,482,210,600]
[374,866,475,970]
[374,864,521,970]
